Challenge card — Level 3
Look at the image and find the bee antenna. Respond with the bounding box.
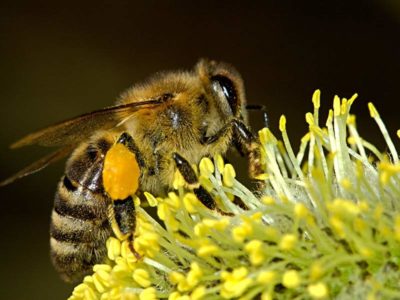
[245,104,268,128]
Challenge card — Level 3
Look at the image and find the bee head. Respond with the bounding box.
[196,59,247,122]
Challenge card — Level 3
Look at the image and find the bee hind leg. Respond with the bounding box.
[173,153,233,216]
[116,132,146,169]
[104,132,144,258]
[108,196,141,259]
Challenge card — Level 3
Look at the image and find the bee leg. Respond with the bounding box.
[202,120,263,180]
[108,196,141,259]
[153,150,161,176]
[108,132,145,258]
[173,153,233,216]
[117,132,146,169]
[232,119,264,181]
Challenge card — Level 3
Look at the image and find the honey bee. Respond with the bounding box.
[1,59,264,283]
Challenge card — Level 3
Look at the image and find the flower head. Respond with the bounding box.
[69,91,400,300]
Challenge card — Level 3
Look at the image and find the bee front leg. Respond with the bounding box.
[173,153,232,216]
[231,120,263,180]
[202,119,263,180]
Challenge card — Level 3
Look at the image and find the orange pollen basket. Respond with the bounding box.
[102,143,140,200]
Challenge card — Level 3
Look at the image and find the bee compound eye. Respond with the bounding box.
[211,75,238,115]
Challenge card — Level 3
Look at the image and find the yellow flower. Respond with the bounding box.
[69,92,400,300]
[282,270,301,289]
[221,267,252,298]
[308,282,328,299]
[257,270,276,284]
[279,234,297,251]
[245,240,265,265]
[133,268,151,288]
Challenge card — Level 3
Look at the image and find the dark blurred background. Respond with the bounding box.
[1,1,400,299]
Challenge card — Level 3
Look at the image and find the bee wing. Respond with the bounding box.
[11,99,163,148]
[1,99,163,186]
[0,146,74,186]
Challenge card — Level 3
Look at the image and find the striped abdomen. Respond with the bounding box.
[50,139,113,283]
